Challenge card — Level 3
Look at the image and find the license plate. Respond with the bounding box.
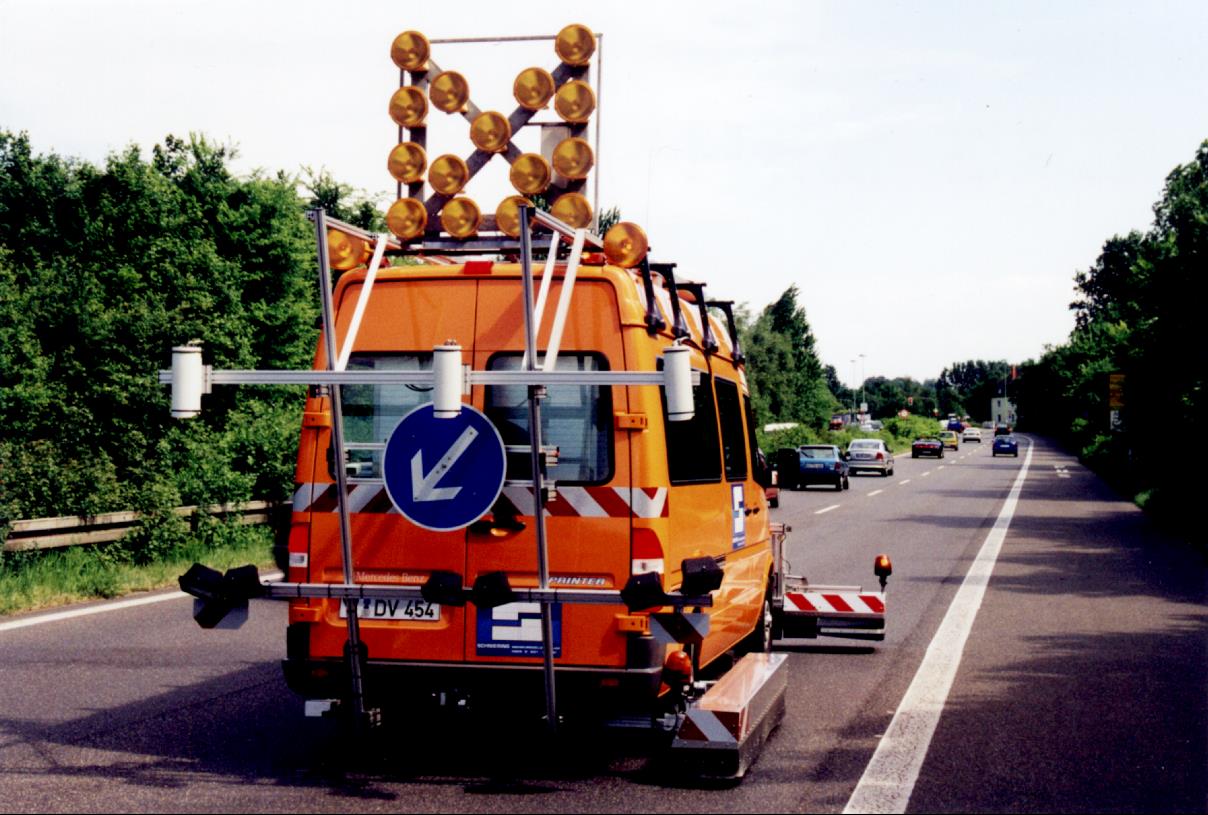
[806,462,824,469]
[340,598,441,621]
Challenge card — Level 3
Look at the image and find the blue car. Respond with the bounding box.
[992,435,1019,457]
[773,445,850,491]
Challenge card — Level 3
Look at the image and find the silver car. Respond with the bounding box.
[846,438,895,476]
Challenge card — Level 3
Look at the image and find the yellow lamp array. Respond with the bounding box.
[384,24,606,242]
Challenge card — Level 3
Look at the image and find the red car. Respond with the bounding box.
[911,437,944,459]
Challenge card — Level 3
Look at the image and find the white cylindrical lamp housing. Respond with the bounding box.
[170,345,206,418]
[433,342,463,418]
[662,345,694,422]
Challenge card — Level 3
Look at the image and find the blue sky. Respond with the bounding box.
[2,0,1205,383]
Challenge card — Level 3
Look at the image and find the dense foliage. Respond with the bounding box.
[934,360,1013,421]
[0,131,319,550]
[1014,140,1208,532]
[740,285,837,431]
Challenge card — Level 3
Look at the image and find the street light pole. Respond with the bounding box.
[849,358,856,419]
[859,353,866,416]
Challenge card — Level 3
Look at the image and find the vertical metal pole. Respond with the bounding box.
[313,209,367,724]
[518,205,558,732]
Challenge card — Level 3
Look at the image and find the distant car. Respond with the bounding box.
[912,437,944,458]
[962,427,982,443]
[939,430,960,450]
[992,435,1019,457]
[847,438,894,476]
[946,420,964,433]
[994,423,1013,436]
[775,445,849,491]
[829,415,845,430]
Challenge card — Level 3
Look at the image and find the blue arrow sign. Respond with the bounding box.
[381,403,507,532]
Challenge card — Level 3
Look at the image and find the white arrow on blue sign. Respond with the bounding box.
[381,403,507,532]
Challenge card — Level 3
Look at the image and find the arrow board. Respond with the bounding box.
[382,403,507,532]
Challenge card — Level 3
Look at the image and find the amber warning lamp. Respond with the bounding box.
[495,196,532,238]
[390,31,430,72]
[874,554,893,590]
[554,80,595,123]
[429,154,470,196]
[550,193,592,229]
[509,153,552,195]
[470,111,512,153]
[386,198,427,241]
[513,67,555,110]
[551,137,593,180]
[555,23,596,66]
[387,142,427,184]
[440,197,481,239]
[429,70,470,113]
[327,230,370,271]
[388,86,428,128]
[603,222,648,268]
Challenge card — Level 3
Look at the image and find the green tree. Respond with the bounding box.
[742,285,835,429]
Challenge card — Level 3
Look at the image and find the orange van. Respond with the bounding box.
[279,257,774,720]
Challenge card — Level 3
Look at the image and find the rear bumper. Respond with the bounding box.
[283,624,666,716]
[849,460,890,473]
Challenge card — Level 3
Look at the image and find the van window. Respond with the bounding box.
[743,395,760,478]
[485,353,613,485]
[341,353,433,479]
[662,369,722,485]
[714,378,748,481]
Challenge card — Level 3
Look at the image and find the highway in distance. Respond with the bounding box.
[1,435,1204,813]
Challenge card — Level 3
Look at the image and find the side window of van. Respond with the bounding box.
[743,394,760,475]
[341,353,433,479]
[485,352,613,485]
[714,378,748,481]
[662,369,722,485]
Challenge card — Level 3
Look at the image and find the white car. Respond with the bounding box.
[846,438,895,476]
[962,427,982,443]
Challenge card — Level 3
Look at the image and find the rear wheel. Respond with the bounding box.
[737,586,774,655]
[912,452,918,459]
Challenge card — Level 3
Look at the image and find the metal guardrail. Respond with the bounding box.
[3,501,277,553]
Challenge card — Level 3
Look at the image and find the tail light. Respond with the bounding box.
[834,462,842,472]
[663,649,693,686]
[632,527,664,575]
[876,452,884,461]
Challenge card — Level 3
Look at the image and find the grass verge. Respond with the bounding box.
[0,525,274,617]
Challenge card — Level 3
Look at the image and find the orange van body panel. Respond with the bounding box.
[293,260,771,688]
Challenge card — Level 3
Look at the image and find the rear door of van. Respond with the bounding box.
[467,273,632,669]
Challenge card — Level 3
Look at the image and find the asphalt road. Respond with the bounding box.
[1,435,1204,813]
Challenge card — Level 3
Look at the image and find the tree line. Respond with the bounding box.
[0,129,1033,546]
[1013,140,1208,533]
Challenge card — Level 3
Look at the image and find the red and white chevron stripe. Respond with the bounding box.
[783,591,885,617]
[291,482,668,519]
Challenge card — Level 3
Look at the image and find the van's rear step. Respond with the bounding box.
[774,578,886,641]
[667,653,787,780]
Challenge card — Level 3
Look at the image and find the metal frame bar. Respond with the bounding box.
[259,581,713,607]
[160,370,687,387]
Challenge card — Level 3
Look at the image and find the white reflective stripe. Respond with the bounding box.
[524,233,562,368]
[558,486,608,517]
[790,592,882,614]
[503,486,537,514]
[626,487,667,518]
[334,233,389,372]
[686,709,737,744]
[631,558,664,575]
[345,484,380,514]
[292,483,314,513]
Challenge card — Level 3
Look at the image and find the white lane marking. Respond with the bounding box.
[815,504,841,515]
[921,471,931,477]
[868,489,884,497]
[937,465,946,470]
[0,571,285,633]
[844,442,1033,814]
[899,479,911,485]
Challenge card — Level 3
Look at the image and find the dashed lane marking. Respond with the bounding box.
[815,504,841,515]
[868,489,884,497]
